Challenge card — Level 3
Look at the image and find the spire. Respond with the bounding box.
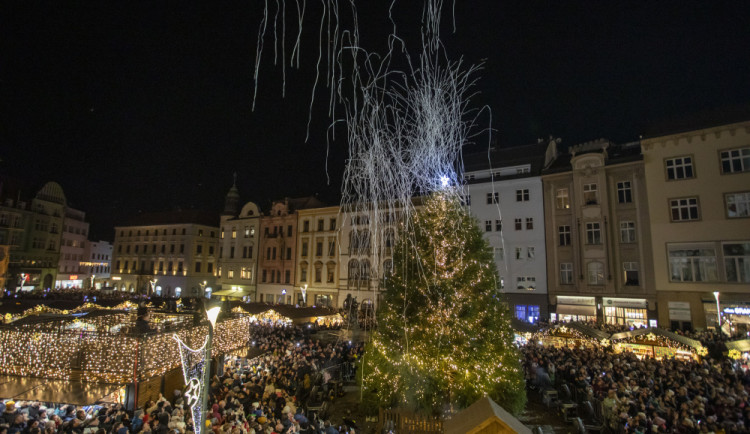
[222,174,240,217]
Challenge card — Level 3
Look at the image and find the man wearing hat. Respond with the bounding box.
[2,401,18,425]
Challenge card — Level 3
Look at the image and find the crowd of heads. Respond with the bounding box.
[1,322,364,434]
[523,329,750,434]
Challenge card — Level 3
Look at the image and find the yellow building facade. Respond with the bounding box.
[642,120,750,331]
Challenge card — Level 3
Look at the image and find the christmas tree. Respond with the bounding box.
[361,192,526,415]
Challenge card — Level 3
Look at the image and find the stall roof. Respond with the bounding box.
[0,375,122,405]
[566,322,610,340]
[444,396,531,434]
[610,328,702,349]
[726,339,750,352]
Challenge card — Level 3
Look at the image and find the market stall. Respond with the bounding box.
[610,328,704,361]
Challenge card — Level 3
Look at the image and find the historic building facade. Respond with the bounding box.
[111,211,220,297]
[214,182,261,301]
[642,119,750,331]
[295,204,339,307]
[463,141,550,323]
[82,240,113,289]
[56,207,89,289]
[542,139,656,326]
[0,181,65,291]
[257,199,301,304]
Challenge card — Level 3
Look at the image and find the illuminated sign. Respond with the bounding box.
[69,275,79,280]
[111,276,121,281]
[724,307,750,316]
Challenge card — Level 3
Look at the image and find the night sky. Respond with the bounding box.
[2,1,749,241]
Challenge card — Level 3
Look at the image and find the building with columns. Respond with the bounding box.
[542,139,656,326]
[642,117,750,331]
[111,211,219,297]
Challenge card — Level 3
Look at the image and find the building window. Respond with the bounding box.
[583,184,598,205]
[666,156,694,180]
[301,242,308,257]
[287,247,293,260]
[668,246,718,282]
[558,225,571,246]
[724,243,750,283]
[495,219,502,231]
[527,246,535,260]
[620,221,636,243]
[516,276,536,290]
[300,264,307,282]
[726,192,750,218]
[272,247,277,259]
[285,270,291,284]
[623,262,639,286]
[514,218,522,230]
[485,220,492,232]
[670,197,700,222]
[617,181,632,203]
[315,264,322,283]
[515,247,523,260]
[316,241,323,257]
[461,194,471,206]
[195,262,202,273]
[721,147,750,174]
[196,245,202,254]
[303,220,310,232]
[317,219,324,231]
[587,262,605,285]
[516,189,529,202]
[586,222,601,245]
[526,218,534,230]
[241,267,251,279]
[228,269,234,279]
[560,263,573,284]
[261,269,267,283]
[515,305,527,321]
[487,192,499,204]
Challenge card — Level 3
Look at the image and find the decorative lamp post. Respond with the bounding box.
[200,280,208,298]
[19,273,27,293]
[301,284,308,306]
[173,298,222,434]
[90,274,96,290]
[150,278,158,296]
[713,291,721,332]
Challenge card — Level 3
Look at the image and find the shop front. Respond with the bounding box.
[603,297,650,327]
[703,293,750,335]
[552,296,597,323]
[668,301,693,331]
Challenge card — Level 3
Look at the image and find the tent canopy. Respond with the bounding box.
[610,328,702,350]
[443,396,531,434]
[0,375,122,405]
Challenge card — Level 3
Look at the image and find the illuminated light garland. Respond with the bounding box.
[173,334,209,434]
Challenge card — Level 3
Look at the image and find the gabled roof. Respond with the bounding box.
[444,396,531,434]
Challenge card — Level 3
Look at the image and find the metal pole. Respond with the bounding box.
[713,291,721,333]
[199,322,213,432]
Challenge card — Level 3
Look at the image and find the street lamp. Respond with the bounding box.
[301,284,308,306]
[90,274,96,290]
[199,280,208,298]
[18,273,26,293]
[150,278,158,296]
[713,291,721,332]
[200,298,222,432]
[173,298,222,434]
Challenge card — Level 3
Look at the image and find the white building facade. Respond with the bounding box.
[463,141,550,322]
[56,207,89,289]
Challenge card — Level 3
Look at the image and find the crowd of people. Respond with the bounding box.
[0,322,364,434]
[523,329,750,433]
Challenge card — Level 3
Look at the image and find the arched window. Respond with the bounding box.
[360,259,371,281]
[588,261,605,285]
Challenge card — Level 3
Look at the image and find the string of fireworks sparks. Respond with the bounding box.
[251,0,503,403]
